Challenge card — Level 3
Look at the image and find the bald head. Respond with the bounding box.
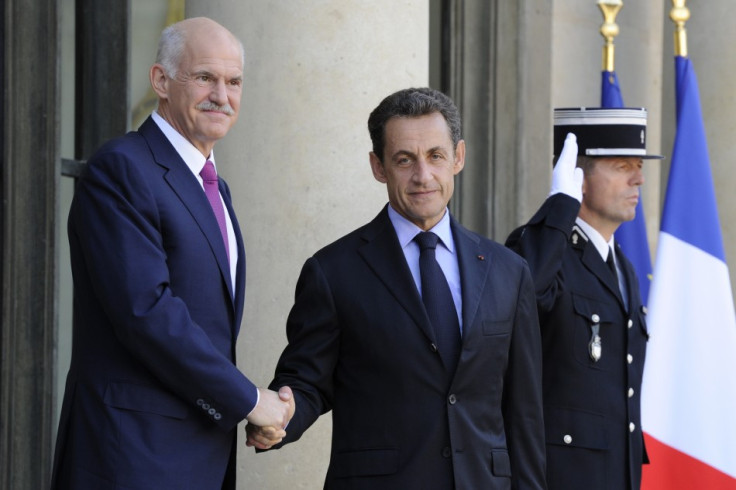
[156,17,244,79]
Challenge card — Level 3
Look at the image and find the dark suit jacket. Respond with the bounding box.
[506,194,648,490]
[51,117,257,490]
[268,206,546,490]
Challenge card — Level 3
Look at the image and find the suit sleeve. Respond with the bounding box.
[505,193,580,313]
[266,256,340,447]
[503,262,547,490]
[69,149,257,430]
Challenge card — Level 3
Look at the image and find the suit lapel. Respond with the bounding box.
[221,180,245,331]
[139,118,236,307]
[572,226,625,307]
[452,219,488,338]
[357,208,435,343]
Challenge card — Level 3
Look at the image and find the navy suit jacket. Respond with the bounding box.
[51,117,256,489]
[267,207,546,490]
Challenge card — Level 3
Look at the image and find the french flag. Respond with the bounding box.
[641,55,736,488]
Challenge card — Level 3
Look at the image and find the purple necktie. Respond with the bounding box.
[200,160,229,263]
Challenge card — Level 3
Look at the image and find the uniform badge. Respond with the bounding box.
[589,314,602,362]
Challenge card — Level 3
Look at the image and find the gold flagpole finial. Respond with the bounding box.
[670,0,690,57]
[598,0,624,72]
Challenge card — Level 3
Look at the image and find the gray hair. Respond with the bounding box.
[156,23,186,78]
[155,21,245,78]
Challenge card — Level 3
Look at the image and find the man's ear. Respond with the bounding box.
[453,139,466,175]
[369,152,388,184]
[150,64,169,99]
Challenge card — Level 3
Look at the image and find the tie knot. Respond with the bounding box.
[200,160,218,183]
[414,231,440,251]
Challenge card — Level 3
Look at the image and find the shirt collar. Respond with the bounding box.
[387,205,455,253]
[575,217,615,261]
[151,111,216,174]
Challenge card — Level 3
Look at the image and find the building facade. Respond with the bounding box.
[2,1,734,488]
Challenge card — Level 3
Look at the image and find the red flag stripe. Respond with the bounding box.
[642,433,736,489]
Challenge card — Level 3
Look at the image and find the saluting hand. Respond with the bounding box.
[549,132,583,202]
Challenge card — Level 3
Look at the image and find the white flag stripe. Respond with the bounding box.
[643,231,736,479]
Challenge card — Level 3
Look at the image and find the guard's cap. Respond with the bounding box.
[553,107,663,159]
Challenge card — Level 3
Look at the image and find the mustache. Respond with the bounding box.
[196,101,235,116]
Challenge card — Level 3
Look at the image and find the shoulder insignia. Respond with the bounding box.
[570,224,589,246]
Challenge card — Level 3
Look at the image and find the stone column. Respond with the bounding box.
[186,2,428,488]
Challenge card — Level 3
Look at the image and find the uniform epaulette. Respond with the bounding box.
[570,224,589,246]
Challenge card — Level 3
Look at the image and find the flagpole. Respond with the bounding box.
[670,0,690,57]
[598,0,623,71]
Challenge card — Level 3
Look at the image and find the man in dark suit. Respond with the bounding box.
[247,87,546,489]
[506,108,661,490]
[51,17,293,489]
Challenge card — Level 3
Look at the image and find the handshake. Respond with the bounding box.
[245,386,296,450]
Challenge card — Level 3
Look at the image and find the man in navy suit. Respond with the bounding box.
[506,108,659,490]
[247,88,546,489]
[51,17,293,489]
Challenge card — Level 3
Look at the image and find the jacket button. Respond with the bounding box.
[628,388,634,398]
[202,403,210,410]
[591,313,600,323]
[448,394,457,405]
[430,343,438,353]
[442,447,452,458]
[629,422,636,433]
[208,408,216,415]
[628,319,634,328]
[214,412,222,421]
[627,354,633,364]
[563,435,572,444]
[196,399,204,406]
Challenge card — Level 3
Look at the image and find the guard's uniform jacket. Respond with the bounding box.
[506,193,649,490]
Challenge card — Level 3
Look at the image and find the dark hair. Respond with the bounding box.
[367,87,462,161]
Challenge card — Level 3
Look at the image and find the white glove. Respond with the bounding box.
[549,132,583,202]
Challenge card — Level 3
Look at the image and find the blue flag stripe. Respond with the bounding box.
[660,57,725,262]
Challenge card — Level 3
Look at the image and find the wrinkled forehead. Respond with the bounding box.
[182,28,243,71]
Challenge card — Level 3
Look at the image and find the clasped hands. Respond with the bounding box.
[245,386,295,450]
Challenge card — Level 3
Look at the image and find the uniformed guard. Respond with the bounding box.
[506,107,662,490]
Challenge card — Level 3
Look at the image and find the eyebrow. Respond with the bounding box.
[390,146,447,161]
[190,70,242,82]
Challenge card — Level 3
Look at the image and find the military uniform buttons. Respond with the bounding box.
[563,435,572,444]
[629,422,636,433]
[448,394,457,405]
[628,319,634,328]
[628,388,634,398]
[591,314,600,323]
[627,354,633,364]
